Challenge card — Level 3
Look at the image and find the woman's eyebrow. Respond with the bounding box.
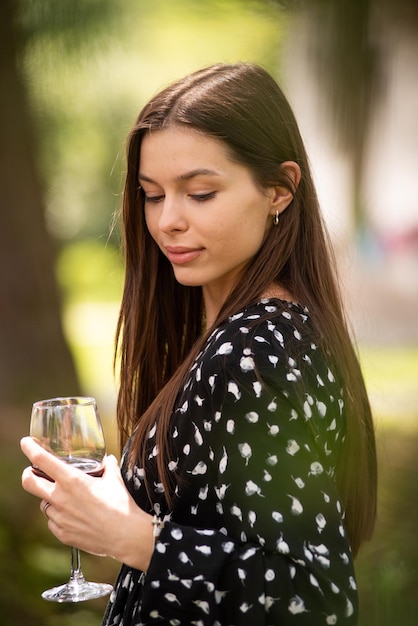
[138,168,221,184]
[177,168,221,181]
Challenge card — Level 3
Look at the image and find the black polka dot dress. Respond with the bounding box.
[102,299,359,625]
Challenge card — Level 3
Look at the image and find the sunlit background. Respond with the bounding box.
[1,1,417,625]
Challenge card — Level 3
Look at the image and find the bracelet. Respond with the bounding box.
[151,515,165,549]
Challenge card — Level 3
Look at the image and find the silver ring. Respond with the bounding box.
[42,501,51,518]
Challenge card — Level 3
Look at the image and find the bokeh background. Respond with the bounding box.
[1,1,417,624]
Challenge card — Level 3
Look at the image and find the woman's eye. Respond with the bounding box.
[143,191,216,203]
[190,192,216,202]
[144,195,164,204]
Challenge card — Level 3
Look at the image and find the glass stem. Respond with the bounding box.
[70,547,85,583]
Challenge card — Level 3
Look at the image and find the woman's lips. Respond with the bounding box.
[165,246,203,264]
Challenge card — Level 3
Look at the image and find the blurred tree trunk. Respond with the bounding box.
[274,0,418,234]
[0,0,80,410]
[308,0,378,232]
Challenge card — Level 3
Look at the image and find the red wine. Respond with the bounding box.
[31,466,54,481]
[32,457,104,481]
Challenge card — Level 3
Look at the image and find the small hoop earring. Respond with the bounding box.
[273,210,280,226]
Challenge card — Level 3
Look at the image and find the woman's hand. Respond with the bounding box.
[20,436,155,572]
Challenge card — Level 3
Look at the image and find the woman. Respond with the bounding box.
[21,62,377,625]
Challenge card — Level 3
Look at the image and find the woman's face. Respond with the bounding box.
[139,126,278,317]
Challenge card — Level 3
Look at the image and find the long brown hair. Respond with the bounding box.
[115,62,377,557]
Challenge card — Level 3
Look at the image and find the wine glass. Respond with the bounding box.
[30,396,113,602]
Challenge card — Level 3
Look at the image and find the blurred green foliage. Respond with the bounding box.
[356,421,418,625]
[56,240,124,305]
[20,0,287,244]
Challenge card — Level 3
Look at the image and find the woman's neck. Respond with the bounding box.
[203,282,296,331]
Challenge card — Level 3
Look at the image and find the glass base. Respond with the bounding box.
[42,576,113,603]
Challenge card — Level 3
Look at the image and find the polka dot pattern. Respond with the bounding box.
[102,299,358,625]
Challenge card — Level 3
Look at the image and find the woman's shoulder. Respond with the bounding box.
[192,298,319,385]
[206,298,314,351]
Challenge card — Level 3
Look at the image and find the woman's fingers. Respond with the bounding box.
[21,438,135,557]
[21,436,79,483]
[20,436,93,505]
[21,464,54,499]
[41,500,51,517]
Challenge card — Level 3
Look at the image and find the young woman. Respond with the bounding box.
[21,62,377,625]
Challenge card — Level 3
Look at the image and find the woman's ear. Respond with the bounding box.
[270,161,301,215]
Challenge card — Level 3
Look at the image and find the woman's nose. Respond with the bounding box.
[158,196,188,233]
